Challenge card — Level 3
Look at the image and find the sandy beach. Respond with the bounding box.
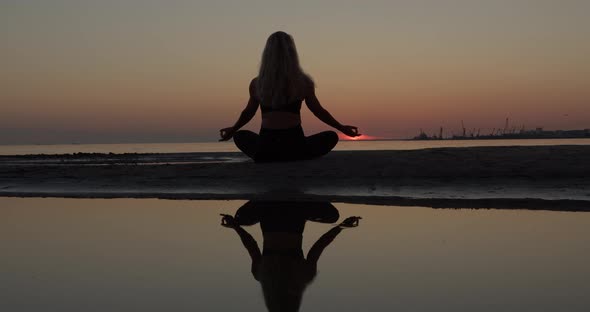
[1,145,589,210]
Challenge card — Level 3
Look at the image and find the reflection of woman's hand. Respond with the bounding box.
[220,214,238,228]
[219,127,236,141]
[339,125,360,137]
[338,216,362,228]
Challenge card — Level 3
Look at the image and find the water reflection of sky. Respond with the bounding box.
[1,198,589,311]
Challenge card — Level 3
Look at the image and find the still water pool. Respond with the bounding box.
[1,198,589,311]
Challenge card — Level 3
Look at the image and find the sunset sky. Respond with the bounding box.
[1,0,589,144]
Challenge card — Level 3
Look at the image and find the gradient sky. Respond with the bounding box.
[1,0,589,144]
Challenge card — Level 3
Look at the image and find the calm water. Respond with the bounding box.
[1,138,590,155]
[1,198,589,311]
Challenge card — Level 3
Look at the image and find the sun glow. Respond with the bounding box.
[338,134,381,141]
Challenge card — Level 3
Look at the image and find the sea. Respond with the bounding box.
[1,138,590,155]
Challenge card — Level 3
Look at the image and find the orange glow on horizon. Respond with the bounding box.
[1,2,589,144]
[338,134,383,141]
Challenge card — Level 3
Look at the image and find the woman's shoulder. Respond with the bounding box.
[250,77,259,88]
[302,73,314,88]
[249,77,259,97]
[301,74,315,98]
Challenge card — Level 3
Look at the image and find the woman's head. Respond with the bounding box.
[256,255,314,312]
[258,31,313,109]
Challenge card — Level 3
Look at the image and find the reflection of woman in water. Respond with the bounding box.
[219,31,360,162]
[220,201,361,312]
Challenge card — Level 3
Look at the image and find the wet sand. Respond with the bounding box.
[1,145,589,210]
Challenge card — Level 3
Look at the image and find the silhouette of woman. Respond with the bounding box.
[219,31,360,162]
[220,201,361,312]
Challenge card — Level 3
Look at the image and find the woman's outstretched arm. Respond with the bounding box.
[306,226,342,266]
[306,216,362,266]
[304,85,360,137]
[220,214,261,275]
[219,78,260,141]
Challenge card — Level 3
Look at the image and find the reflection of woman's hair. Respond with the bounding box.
[258,31,314,110]
[258,257,311,312]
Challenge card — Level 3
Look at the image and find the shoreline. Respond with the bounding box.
[2,192,589,212]
[2,145,589,210]
[2,138,590,156]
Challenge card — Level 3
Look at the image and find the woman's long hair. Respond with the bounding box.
[258,256,310,312]
[258,31,313,110]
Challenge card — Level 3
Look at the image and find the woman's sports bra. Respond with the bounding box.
[260,99,303,115]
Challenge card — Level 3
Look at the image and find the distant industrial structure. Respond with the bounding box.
[413,118,590,140]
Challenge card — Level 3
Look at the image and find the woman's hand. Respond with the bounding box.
[220,214,238,228]
[338,216,362,228]
[219,127,236,141]
[339,125,360,137]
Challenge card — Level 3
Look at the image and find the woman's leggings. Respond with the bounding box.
[234,200,340,230]
[233,125,338,163]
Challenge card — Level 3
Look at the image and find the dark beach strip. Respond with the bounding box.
[1,146,589,211]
